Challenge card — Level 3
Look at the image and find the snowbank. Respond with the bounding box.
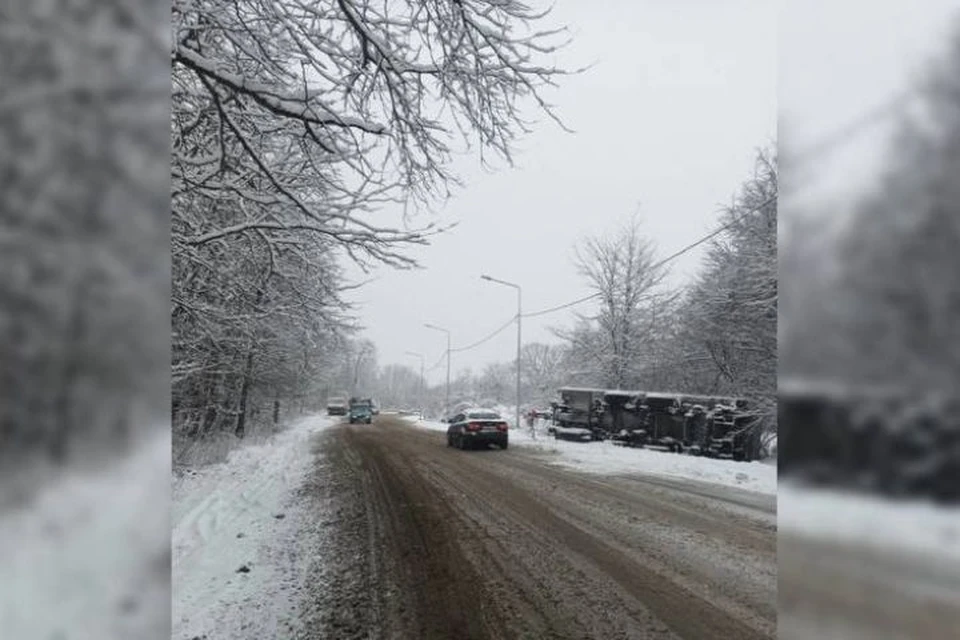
[173,415,335,640]
[778,482,960,562]
[407,415,777,496]
[0,427,171,640]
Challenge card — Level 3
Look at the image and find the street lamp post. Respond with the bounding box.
[352,345,370,396]
[480,274,528,439]
[424,323,451,419]
[404,351,425,418]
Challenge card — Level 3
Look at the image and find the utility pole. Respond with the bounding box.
[405,351,425,418]
[480,274,529,439]
[424,323,451,419]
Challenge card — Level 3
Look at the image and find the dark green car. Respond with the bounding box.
[348,398,373,424]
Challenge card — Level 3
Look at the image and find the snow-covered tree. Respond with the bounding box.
[476,362,515,405]
[372,364,422,410]
[1,2,169,464]
[518,342,569,405]
[832,29,960,393]
[680,148,777,416]
[558,216,671,389]
[171,0,574,444]
[172,0,572,269]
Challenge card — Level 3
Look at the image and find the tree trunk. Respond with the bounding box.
[273,397,280,424]
[51,283,87,464]
[235,349,255,439]
[235,288,265,439]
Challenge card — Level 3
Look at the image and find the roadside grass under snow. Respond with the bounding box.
[405,415,777,496]
[173,414,336,640]
[0,426,170,640]
[779,482,960,563]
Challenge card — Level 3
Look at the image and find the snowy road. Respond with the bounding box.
[298,414,777,639]
[777,486,960,640]
[778,532,960,640]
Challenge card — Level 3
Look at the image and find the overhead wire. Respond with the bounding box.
[791,89,916,164]
[416,90,906,367]
[451,314,518,352]
[520,192,778,320]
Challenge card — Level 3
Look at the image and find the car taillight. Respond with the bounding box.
[497,422,508,431]
[466,422,481,431]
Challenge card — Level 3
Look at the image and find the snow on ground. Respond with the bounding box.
[779,482,960,562]
[173,415,335,640]
[0,426,171,640]
[405,415,777,496]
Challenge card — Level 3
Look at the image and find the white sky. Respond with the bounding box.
[780,0,958,211]
[345,0,956,385]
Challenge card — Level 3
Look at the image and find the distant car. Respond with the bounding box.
[327,396,348,416]
[370,399,380,416]
[446,408,509,450]
[348,398,373,424]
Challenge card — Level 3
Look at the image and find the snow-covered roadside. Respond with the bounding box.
[778,482,960,563]
[173,415,335,640]
[405,415,777,496]
[0,426,171,640]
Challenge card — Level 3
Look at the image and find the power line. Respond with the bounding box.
[649,193,777,270]
[417,91,894,362]
[451,314,517,353]
[423,314,517,369]
[792,89,915,164]
[521,193,778,319]
[426,350,446,372]
[421,192,778,361]
[522,292,600,319]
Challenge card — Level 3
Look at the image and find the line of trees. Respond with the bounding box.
[555,148,778,420]
[777,23,960,498]
[171,0,571,452]
[1,2,170,466]
[782,24,960,394]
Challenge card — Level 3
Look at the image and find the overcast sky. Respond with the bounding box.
[781,0,958,213]
[345,0,956,385]
[344,0,776,383]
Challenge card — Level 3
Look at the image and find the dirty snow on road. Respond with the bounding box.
[408,415,777,496]
[778,482,960,639]
[173,415,335,640]
[0,426,170,640]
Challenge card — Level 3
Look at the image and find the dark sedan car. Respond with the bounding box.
[446,408,509,450]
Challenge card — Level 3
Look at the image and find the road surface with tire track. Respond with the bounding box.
[295,414,777,639]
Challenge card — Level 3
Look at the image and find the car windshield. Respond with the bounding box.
[467,411,500,420]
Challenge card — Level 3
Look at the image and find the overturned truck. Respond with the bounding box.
[778,378,960,502]
[550,387,606,442]
[553,386,764,461]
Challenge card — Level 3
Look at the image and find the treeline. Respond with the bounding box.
[776,23,960,498]
[0,3,169,468]
[170,1,570,455]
